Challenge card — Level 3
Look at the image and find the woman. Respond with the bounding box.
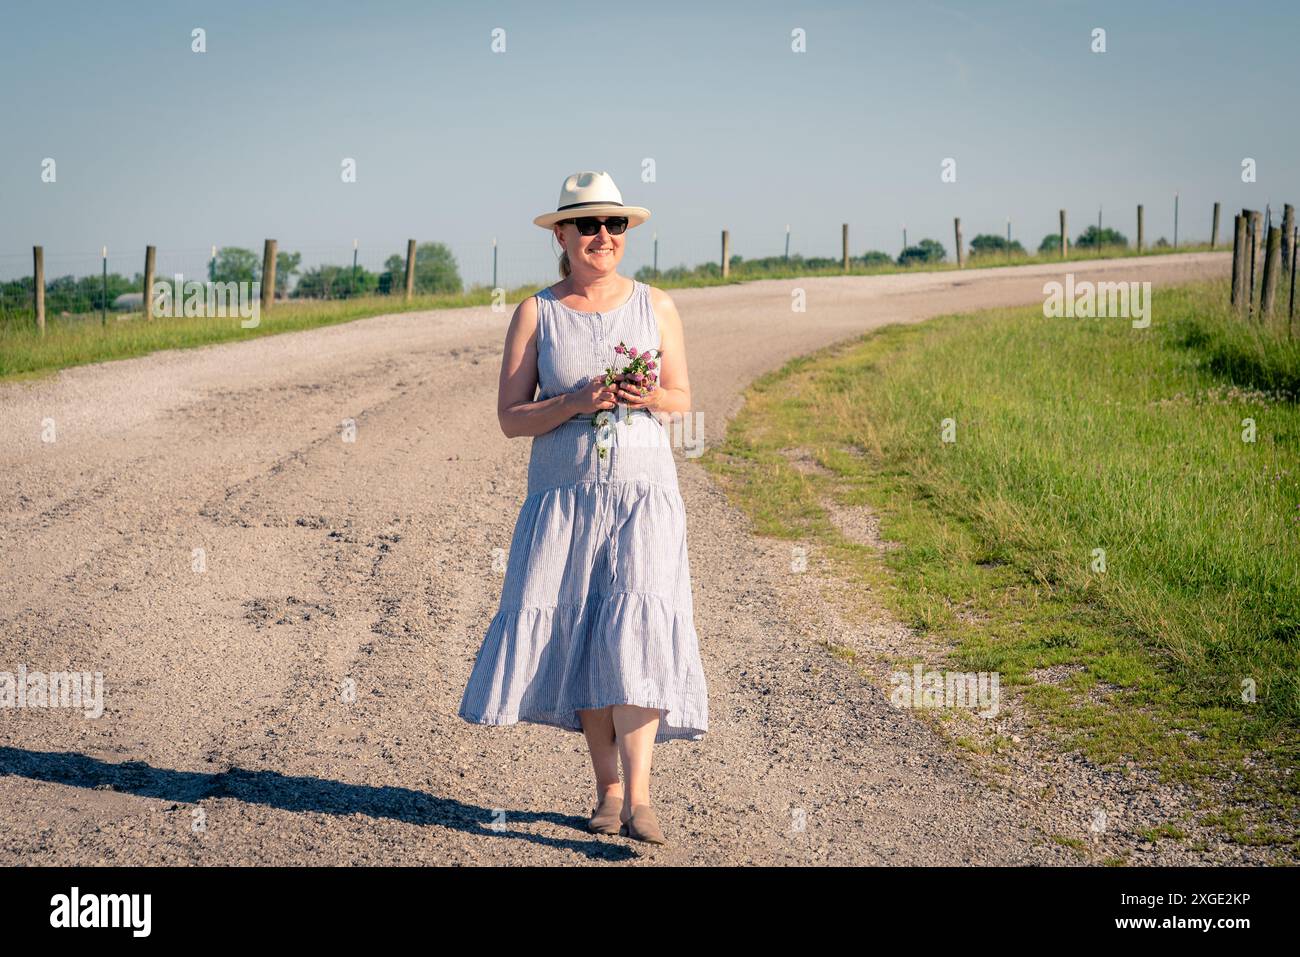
[457,171,708,846]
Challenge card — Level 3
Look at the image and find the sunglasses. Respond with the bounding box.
[564,216,629,236]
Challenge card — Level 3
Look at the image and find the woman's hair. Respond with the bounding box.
[555,221,571,278]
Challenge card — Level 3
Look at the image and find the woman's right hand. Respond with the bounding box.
[567,375,619,415]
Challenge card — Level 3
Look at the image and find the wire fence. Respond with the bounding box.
[0,234,842,325]
[0,204,1240,328]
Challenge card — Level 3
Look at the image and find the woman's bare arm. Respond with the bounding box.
[497,296,618,438]
[497,296,570,438]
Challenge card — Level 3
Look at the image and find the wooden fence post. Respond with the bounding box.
[1059,209,1068,258]
[1245,210,1261,315]
[1282,204,1295,271]
[143,245,156,320]
[33,246,45,335]
[1249,209,1264,275]
[261,239,277,314]
[721,230,730,279]
[1230,214,1246,311]
[1136,205,1144,254]
[1290,225,1298,329]
[403,239,417,300]
[1211,201,1220,250]
[842,223,849,271]
[1261,225,1282,317]
[954,217,963,268]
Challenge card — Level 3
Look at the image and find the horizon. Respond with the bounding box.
[3,0,1297,288]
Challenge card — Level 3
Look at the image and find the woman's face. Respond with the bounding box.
[555,217,624,276]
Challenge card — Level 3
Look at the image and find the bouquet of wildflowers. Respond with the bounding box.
[591,341,660,458]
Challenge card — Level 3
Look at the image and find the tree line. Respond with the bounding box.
[1,241,464,318]
[207,242,462,298]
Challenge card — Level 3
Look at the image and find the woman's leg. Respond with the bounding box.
[612,705,660,815]
[578,706,622,805]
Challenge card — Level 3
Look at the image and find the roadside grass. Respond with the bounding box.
[1,243,1221,383]
[0,283,539,382]
[699,277,1299,854]
[648,241,1221,288]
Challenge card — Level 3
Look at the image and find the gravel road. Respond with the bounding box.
[6,252,1266,865]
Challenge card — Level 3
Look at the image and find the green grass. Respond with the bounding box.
[637,241,1221,288]
[700,277,1299,855]
[2,243,1223,383]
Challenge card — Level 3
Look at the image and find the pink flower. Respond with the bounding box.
[591,342,659,444]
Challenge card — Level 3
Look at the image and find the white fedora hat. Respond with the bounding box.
[533,170,651,230]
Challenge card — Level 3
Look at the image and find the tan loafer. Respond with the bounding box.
[619,803,667,845]
[587,792,624,834]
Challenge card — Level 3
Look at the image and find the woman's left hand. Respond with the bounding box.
[613,373,661,412]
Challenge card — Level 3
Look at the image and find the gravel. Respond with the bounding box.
[3,252,1268,865]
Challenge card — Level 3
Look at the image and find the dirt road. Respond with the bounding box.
[4,252,1259,865]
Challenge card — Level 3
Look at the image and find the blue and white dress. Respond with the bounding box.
[457,279,709,743]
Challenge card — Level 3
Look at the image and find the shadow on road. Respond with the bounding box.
[0,747,635,861]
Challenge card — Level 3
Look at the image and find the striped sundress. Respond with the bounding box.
[457,278,709,744]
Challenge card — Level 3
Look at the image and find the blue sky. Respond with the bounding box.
[2,0,1297,288]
